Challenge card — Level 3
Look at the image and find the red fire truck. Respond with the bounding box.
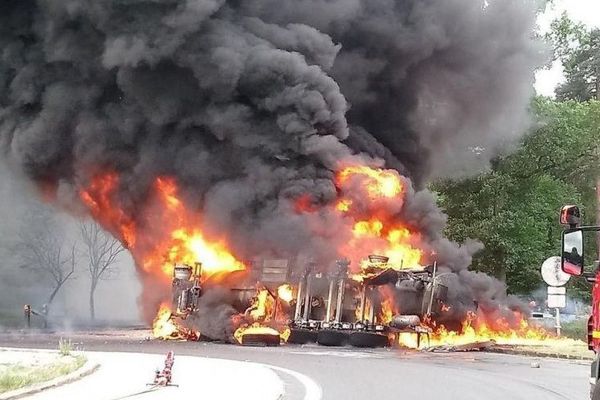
[558,205,600,399]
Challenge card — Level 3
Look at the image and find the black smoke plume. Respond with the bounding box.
[1,0,543,337]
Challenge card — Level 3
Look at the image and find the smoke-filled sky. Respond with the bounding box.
[1,0,543,187]
[0,0,545,327]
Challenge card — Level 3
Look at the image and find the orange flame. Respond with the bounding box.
[397,312,557,349]
[335,165,424,273]
[80,173,136,247]
[337,165,402,198]
[80,174,245,284]
[152,303,200,340]
[380,297,395,325]
[233,323,291,344]
[152,304,180,339]
[234,288,290,344]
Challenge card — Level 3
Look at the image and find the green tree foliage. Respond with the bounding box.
[433,99,600,296]
[547,13,600,101]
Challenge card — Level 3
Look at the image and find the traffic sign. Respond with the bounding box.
[547,286,566,295]
[547,294,566,308]
[541,256,570,286]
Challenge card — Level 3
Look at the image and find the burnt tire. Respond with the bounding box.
[287,329,318,344]
[239,333,281,346]
[317,330,349,346]
[349,332,389,348]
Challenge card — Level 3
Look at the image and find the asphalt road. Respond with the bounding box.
[0,330,590,400]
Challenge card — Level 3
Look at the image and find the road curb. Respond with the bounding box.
[487,347,594,361]
[0,356,100,400]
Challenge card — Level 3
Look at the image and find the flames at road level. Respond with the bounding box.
[397,311,562,349]
[152,303,199,341]
[234,288,290,344]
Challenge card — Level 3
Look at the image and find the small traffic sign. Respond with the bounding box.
[547,286,566,295]
[547,294,566,308]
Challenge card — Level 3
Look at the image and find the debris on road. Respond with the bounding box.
[423,340,496,353]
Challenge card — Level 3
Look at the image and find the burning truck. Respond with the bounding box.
[160,253,450,348]
[78,165,549,350]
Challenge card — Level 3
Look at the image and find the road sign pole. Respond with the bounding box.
[555,307,561,336]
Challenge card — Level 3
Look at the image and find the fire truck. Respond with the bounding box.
[558,205,600,399]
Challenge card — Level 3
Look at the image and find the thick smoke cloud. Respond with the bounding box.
[1,0,543,334]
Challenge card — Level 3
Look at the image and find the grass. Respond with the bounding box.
[0,355,86,394]
[503,341,593,360]
[58,338,73,356]
[561,318,587,342]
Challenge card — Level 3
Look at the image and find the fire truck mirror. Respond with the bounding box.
[559,205,581,227]
[561,229,584,276]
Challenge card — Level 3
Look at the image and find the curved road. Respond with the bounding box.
[0,331,589,399]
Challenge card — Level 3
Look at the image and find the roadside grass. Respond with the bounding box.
[58,338,73,356]
[503,341,593,360]
[561,318,587,342]
[0,355,86,394]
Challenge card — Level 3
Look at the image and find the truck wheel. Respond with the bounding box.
[239,333,281,346]
[317,330,349,346]
[287,329,318,344]
[349,332,389,348]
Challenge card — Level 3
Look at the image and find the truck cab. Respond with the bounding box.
[558,205,600,399]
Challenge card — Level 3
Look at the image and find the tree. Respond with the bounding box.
[13,208,77,316]
[548,14,600,101]
[80,221,125,320]
[548,15,600,258]
[433,98,600,296]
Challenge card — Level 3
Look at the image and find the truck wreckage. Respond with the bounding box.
[162,254,449,348]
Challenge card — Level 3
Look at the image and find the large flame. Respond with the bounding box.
[80,173,246,339]
[80,174,245,283]
[81,166,562,348]
[333,166,424,273]
[397,311,561,349]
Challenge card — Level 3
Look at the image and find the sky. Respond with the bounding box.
[535,0,600,97]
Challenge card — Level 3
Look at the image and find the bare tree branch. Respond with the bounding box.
[80,221,124,320]
[12,208,78,315]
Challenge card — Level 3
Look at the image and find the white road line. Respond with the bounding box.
[260,364,323,400]
[178,355,322,400]
[288,350,380,358]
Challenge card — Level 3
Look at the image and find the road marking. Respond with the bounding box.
[288,350,381,359]
[190,355,321,400]
[262,364,322,400]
